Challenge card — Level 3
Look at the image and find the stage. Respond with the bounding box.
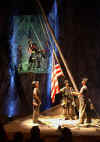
[4,113,100,142]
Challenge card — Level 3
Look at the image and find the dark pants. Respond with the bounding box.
[29,53,37,69]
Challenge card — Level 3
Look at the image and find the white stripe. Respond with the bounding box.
[51,81,59,90]
[51,79,58,89]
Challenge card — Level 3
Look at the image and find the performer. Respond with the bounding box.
[32,81,41,123]
[36,50,41,68]
[72,78,91,124]
[70,87,79,120]
[28,40,38,69]
[28,40,47,69]
[60,80,76,120]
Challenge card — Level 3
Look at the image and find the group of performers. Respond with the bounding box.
[17,40,94,126]
[28,40,42,69]
[28,40,49,70]
[32,77,93,125]
[18,39,48,71]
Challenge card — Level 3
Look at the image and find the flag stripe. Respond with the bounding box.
[51,56,63,103]
[51,64,63,81]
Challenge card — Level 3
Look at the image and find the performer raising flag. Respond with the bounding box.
[51,50,64,103]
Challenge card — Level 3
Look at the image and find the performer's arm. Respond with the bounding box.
[71,91,80,96]
[60,87,66,92]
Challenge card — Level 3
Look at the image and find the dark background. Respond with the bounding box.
[0,0,98,118]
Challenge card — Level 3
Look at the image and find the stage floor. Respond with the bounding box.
[4,114,100,138]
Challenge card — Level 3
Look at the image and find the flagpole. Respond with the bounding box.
[36,0,79,92]
[53,49,60,65]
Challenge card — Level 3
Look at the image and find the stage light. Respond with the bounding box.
[6,16,18,117]
[46,0,59,109]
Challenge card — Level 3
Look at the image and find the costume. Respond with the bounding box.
[62,87,75,119]
[33,87,41,123]
[79,84,91,123]
[28,43,38,69]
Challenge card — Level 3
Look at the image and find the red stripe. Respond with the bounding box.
[51,77,59,92]
[55,64,60,69]
[51,86,60,102]
[51,84,59,94]
[51,67,63,82]
[51,87,56,102]
[51,62,63,103]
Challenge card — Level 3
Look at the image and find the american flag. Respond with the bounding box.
[51,52,64,103]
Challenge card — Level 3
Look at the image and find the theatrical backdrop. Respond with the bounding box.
[0,0,98,119]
